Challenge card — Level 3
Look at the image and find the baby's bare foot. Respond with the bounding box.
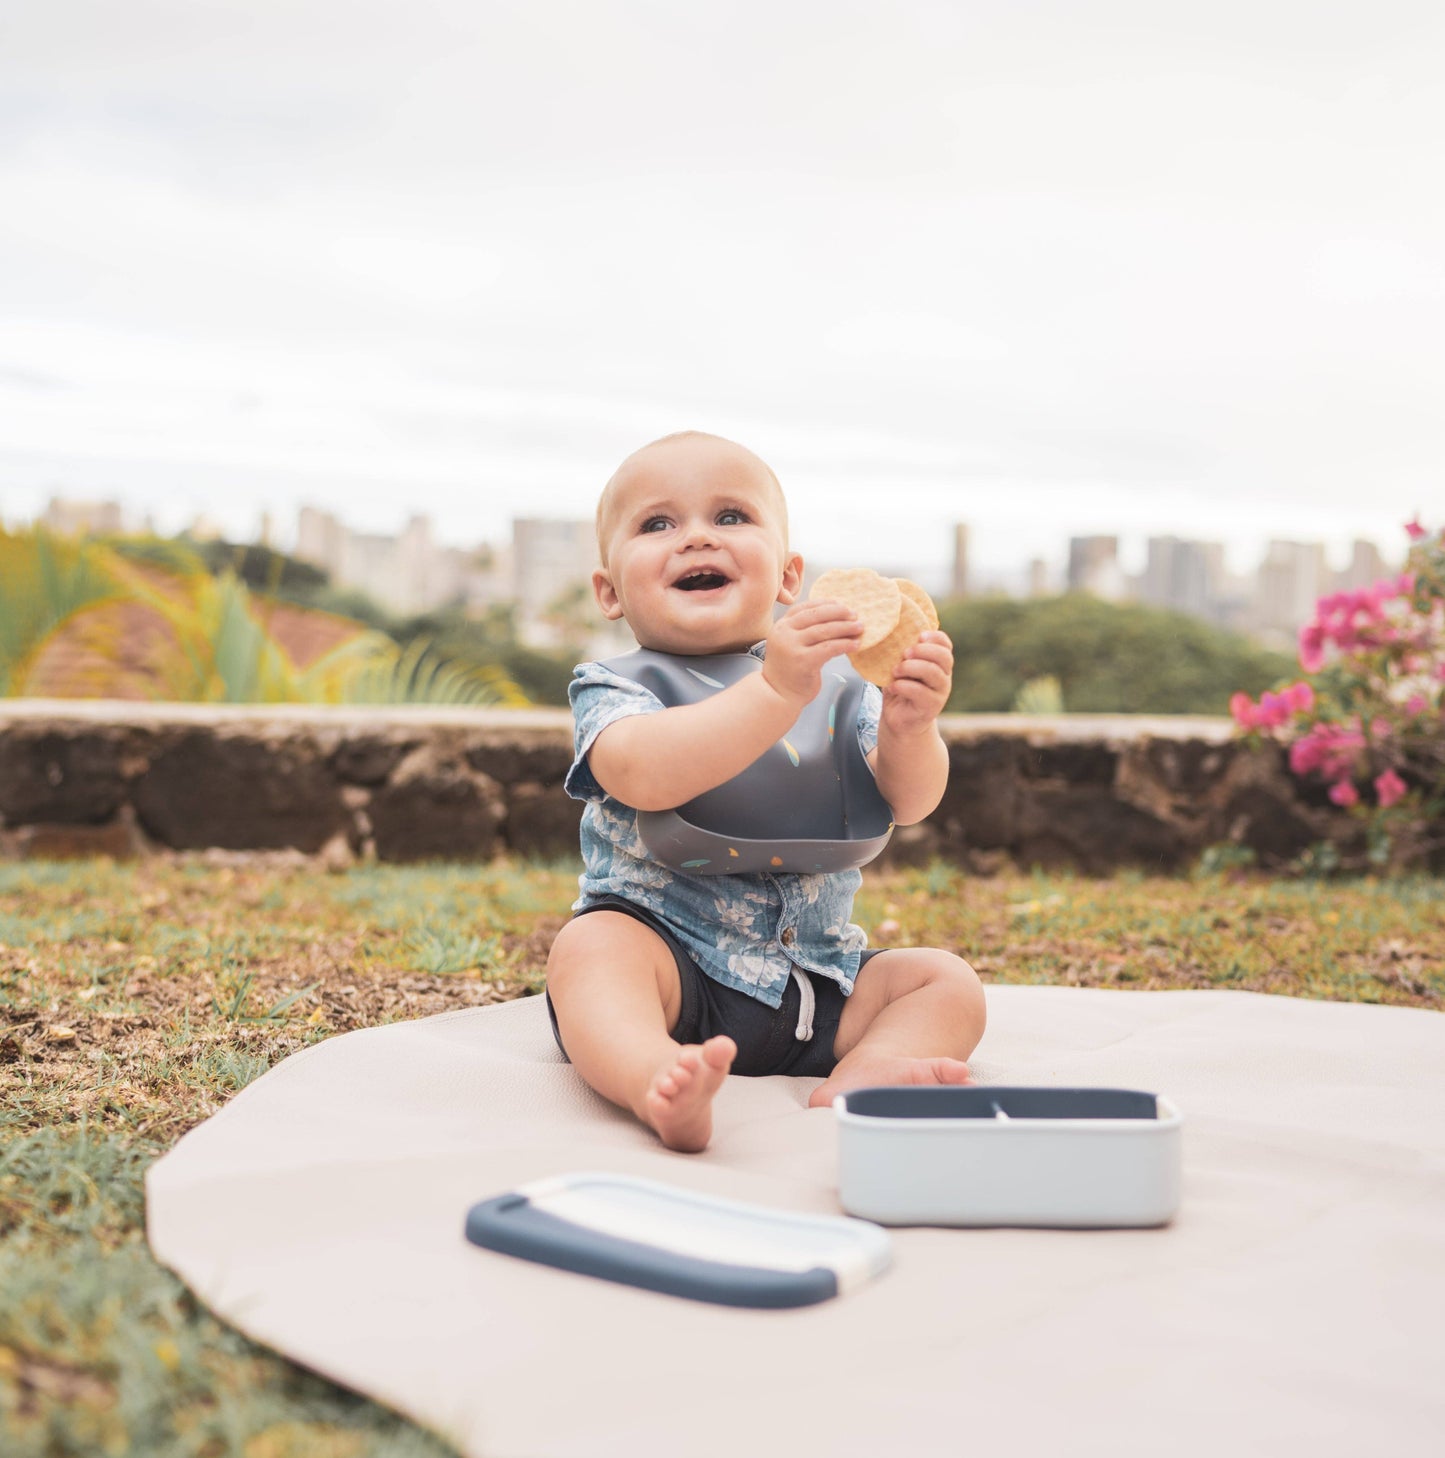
[642,1036,736,1152]
[806,1053,975,1109]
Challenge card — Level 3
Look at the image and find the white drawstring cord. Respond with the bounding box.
[790,967,815,1042]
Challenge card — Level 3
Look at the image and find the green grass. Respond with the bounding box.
[1,855,1441,1454]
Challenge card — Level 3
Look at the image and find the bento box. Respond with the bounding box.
[834,1086,1182,1228]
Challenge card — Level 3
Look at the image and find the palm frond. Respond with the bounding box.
[0,530,126,695]
[318,638,531,707]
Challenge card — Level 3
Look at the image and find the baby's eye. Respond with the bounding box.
[639,516,670,534]
[716,509,749,526]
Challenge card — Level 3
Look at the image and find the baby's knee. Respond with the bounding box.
[544,917,599,999]
[930,952,987,1025]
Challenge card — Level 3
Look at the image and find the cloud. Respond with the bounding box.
[0,1,1442,578]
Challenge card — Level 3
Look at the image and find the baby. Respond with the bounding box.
[545,431,986,1151]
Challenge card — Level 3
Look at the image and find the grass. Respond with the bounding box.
[2,855,1442,1454]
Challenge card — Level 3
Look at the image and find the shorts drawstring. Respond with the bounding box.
[790,967,815,1042]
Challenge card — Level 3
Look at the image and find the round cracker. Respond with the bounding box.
[850,593,929,686]
[894,577,939,631]
[808,567,902,650]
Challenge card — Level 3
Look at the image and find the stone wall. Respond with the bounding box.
[0,700,1349,873]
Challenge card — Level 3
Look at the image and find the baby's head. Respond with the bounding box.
[592,431,803,655]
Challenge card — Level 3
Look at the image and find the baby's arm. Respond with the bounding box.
[871,630,954,825]
[589,601,864,810]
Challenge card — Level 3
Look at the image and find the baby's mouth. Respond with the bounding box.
[674,571,730,592]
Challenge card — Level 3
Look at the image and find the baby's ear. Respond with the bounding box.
[592,568,625,621]
[776,551,805,605]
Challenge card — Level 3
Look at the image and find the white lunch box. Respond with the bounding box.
[834,1085,1182,1228]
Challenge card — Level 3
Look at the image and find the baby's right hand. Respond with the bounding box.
[762,601,865,707]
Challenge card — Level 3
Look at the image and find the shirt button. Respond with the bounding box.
[780,927,796,946]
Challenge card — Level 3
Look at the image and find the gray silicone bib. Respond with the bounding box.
[600,648,894,875]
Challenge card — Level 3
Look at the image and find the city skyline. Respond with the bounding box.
[2,4,1441,588]
[18,492,1405,654]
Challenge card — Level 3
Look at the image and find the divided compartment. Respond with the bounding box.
[834,1085,1182,1229]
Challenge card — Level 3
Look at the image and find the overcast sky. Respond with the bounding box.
[1,0,1441,587]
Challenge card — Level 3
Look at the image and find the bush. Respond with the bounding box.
[938,595,1294,714]
[1230,520,1444,868]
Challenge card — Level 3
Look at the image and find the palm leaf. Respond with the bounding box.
[0,530,126,695]
[308,637,531,707]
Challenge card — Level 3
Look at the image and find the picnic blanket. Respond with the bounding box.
[146,986,1445,1457]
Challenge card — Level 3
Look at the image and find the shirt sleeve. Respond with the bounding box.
[856,681,883,761]
[564,661,666,803]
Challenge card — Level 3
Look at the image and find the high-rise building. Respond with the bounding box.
[1140,537,1226,621]
[1254,540,1330,644]
[1067,536,1126,600]
[950,524,970,600]
[295,506,347,577]
[1334,538,1394,594]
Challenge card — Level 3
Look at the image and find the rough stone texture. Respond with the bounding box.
[465,734,573,788]
[0,805,149,860]
[936,739,1023,850]
[1015,787,1189,874]
[368,745,505,862]
[132,730,348,853]
[0,729,131,824]
[330,735,419,787]
[0,701,1370,870]
[506,782,586,860]
[369,777,503,862]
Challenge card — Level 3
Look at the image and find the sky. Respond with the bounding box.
[1,0,1441,590]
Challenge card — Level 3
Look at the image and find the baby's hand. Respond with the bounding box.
[880,630,954,736]
[762,601,865,707]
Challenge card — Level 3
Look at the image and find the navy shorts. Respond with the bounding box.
[546,895,881,1078]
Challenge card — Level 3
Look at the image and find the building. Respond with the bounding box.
[294,508,476,617]
[1333,538,1394,594]
[1252,540,1330,646]
[511,518,604,648]
[41,497,125,537]
[1066,536,1126,600]
[1139,536,1227,622]
[950,524,970,600]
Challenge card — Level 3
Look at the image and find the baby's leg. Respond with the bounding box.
[807,948,985,1108]
[546,911,735,1153]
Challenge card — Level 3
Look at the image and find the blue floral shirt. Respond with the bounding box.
[563,648,884,1009]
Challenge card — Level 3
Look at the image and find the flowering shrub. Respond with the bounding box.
[1229,520,1444,867]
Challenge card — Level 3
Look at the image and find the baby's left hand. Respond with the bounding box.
[879,630,954,737]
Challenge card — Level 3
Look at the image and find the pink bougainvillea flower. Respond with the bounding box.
[1405,694,1428,716]
[1405,518,1427,540]
[1289,735,1322,775]
[1229,692,1258,729]
[1282,681,1315,713]
[1290,724,1366,781]
[1258,691,1286,726]
[1329,779,1360,807]
[1374,769,1407,808]
[1298,623,1326,673]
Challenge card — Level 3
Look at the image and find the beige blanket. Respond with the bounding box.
[146,986,1445,1457]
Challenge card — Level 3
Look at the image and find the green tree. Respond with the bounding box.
[939,595,1295,715]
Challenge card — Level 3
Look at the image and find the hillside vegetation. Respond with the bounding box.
[940,595,1294,715]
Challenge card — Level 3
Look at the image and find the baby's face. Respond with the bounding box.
[594,436,802,655]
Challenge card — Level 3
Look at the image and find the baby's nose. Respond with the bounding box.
[681,518,719,546]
